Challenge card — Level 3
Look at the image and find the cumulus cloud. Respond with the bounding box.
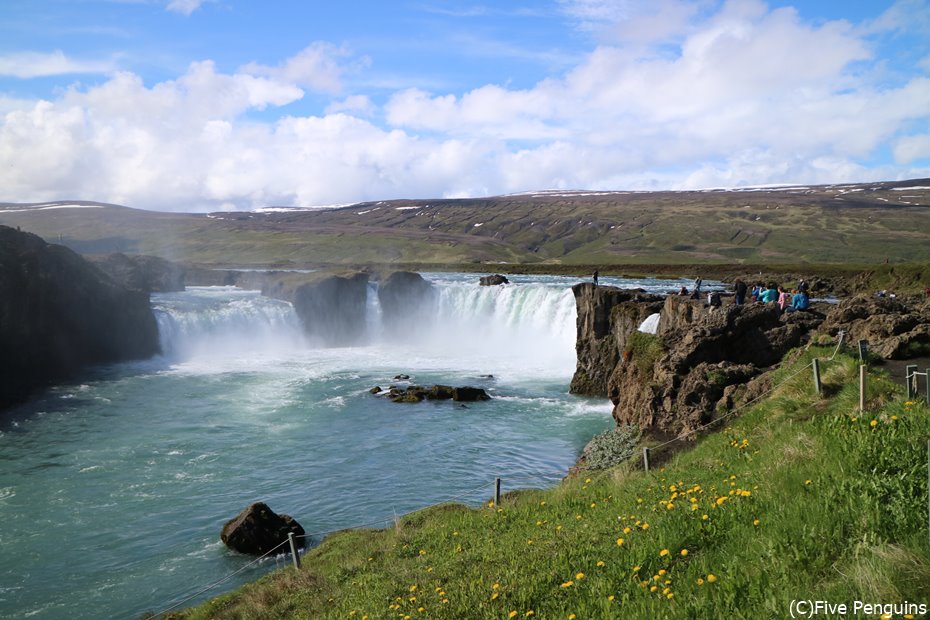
[241,43,365,94]
[0,50,116,78]
[1,0,928,211]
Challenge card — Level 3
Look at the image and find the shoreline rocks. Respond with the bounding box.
[221,502,305,556]
[480,274,510,286]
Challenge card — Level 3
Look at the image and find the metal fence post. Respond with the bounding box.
[288,532,301,570]
[925,369,930,406]
[906,365,918,399]
[859,365,867,412]
[642,447,650,472]
[812,358,822,395]
[494,477,501,507]
[857,339,868,362]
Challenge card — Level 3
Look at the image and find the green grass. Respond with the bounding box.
[165,349,930,619]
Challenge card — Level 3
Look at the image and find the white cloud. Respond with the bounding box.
[1,1,929,211]
[0,50,116,78]
[241,43,365,94]
[166,0,204,16]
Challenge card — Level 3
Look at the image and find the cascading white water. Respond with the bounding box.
[153,287,306,361]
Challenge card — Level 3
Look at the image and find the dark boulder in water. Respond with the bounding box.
[0,226,160,411]
[480,274,510,286]
[381,384,490,403]
[221,502,305,556]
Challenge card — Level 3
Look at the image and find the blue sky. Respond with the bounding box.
[1,0,929,211]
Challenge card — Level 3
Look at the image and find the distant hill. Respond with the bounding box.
[2,179,929,266]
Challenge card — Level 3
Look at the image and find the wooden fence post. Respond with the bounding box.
[857,339,868,362]
[812,358,822,395]
[642,447,650,472]
[288,532,301,570]
[494,477,502,507]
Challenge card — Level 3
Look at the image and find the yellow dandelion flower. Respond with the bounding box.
[805,480,812,485]
[632,565,640,571]
[576,572,585,580]
[707,574,717,583]
[681,549,689,556]
[418,607,425,613]
[591,502,597,508]
[891,415,899,421]
[697,578,705,585]
[597,560,605,567]
[556,524,563,531]
[492,592,500,600]
[658,569,667,576]
[608,595,615,601]
[525,611,535,617]
[642,523,650,530]
[623,526,631,534]
[569,615,577,620]
[575,514,583,520]
[561,580,574,588]
[660,549,669,557]
[650,585,658,592]
[540,501,546,506]
[418,549,426,555]
[527,539,533,545]
[442,599,449,604]
[409,585,417,592]
[702,514,709,520]
[585,478,592,483]
[753,519,760,526]
[509,612,518,619]
[667,592,674,599]
[870,419,878,427]
[616,538,625,546]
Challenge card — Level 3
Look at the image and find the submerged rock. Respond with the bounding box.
[221,502,305,556]
[380,384,491,403]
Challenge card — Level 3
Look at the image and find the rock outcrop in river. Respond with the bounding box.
[377,271,437,333]
[0,226,160,410]
[263,271,369,346]
[91,252,186,293]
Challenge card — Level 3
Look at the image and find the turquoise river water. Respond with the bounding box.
[0,273,697,619]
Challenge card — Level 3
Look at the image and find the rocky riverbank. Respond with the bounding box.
[0,226,160,411]
[571,282,930,437]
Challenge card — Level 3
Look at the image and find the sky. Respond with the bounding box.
[1,0,929,212]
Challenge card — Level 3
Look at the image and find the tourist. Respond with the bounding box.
[593,269,599,287]
[694,277,703,295]
[786,289,810,312]
[759,283,779,303]
[777,287,793,311]
[733,279,747,305]
[678,286,689,296]
[709,291,722,308]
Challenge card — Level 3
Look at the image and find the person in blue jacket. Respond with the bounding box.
[786,290,810,312]
[759,283,779,303]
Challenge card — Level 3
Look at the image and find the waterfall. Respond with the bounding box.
[153,287,305,360]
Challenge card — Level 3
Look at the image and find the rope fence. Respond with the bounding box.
[149,330,930,618]
[147,473,561,619]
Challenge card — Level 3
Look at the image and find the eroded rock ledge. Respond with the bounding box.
[0,226,160,410]
[572,283,930,437]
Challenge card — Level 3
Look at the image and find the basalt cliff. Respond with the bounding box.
[0,226,160,411]
[571,283,930,437]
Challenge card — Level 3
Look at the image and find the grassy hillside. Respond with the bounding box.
[3,179,930,267]
[163,348,930,619]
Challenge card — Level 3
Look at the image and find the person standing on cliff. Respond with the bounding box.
[694,277,703,295]
[593,269,599,287]
[734,279,747,305]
